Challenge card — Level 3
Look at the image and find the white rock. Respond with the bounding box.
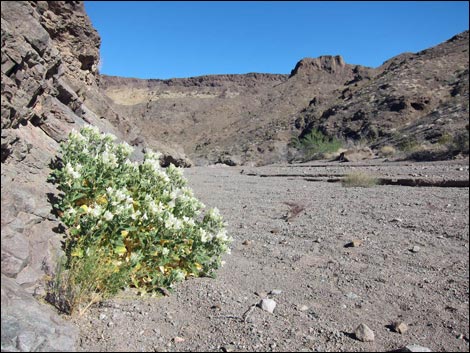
[354,323,375,342]
[403,344,432,352]
[270,289,282,296]
[259,298,276,313]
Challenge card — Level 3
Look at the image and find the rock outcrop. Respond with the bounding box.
[1,2,135,351]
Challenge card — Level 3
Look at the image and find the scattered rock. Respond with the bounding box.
[259,298,276,313]
[221,344,237,352]
[345,292,359,300]
[345,239,363,248]
[392,321,409,334]
[242,240,252,246]
[255,291,268,298]
[338,147,375,162]
[410,245,421,253]
[298,305,309,312]
[269,289,282,296]
[173,337,185,344]
[395,344,432,352]
[354,323,375,342]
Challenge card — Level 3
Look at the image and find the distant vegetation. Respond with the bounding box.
[342,171,379,188]
[290,129,343,161]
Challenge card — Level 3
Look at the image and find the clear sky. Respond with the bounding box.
[84,1,469,79]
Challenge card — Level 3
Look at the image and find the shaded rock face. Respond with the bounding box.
[0,1,140,351]
[102,30,468,165]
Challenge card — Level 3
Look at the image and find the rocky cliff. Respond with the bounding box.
[1,2,134,351]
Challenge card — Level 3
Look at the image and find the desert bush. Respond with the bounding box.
[379,145,396,157]
[452,131,469,154]
[342,171,379,188]
[48,125,231,313]
[290,129,343,160]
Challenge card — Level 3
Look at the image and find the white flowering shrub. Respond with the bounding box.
[49,125,231,295]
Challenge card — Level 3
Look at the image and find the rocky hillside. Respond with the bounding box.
[1,2,139,351]
[101,56,375,166]
[102,32,469,166]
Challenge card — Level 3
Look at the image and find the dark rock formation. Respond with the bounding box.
[1,1,139,351]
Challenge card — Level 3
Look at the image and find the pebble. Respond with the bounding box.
[269,289,282,296]
[255,291,268,298]
[173,337,185,343]
[354,323,375,342]
[402,344,432,352]
[298,305,309,312]
[392,321,408,334]
[259,298,276,313]
[345,239,363,248]
[345,292,359,300]
[221,344,236,352]
[411,245,421,253]
[242,240,252,245]
[99,313,107,320]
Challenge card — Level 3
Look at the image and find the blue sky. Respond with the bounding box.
[84,1,469,79]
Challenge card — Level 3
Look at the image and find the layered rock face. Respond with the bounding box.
[1,2,130,351]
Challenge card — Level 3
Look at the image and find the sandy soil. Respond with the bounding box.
[71,159,469,352]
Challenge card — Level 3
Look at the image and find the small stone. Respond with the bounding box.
[402,344,432,352]
[255,291,268,298]
[259,298,276,313]
[392,321,408,334]
[314,237,322,243]
[411,245,421,253]
[173,337,185,343]
[390,218,403,223]
[221,344,236,352]
[346,292,359,300]
[298,305,309,312]
[242,240,252,246]
[270,228,281,234]
[269,289,282,296]
[99,313,107,320]
[345,239,362,248]
[354,323,375,342]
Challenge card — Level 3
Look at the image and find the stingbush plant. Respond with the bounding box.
[50,125,231,296]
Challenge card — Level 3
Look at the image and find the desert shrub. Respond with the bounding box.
[48,126,231,313]
[290,129,343,160]
[397,135,419,152]
[379,145,396,157]
[342,171,379,188]
[452,131,469,154]
[437,133,453,145]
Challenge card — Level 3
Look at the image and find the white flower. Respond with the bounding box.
[103,210,114,221]
[119,142,134,156]
[173,269,185,282]
[199,229,211,243]
[65,162,81,179]
[148,200,164,214]
[165,213,182,230]
[89,205,102,218]
[215,229,228,242]
[101,150,118,168]
[162,247,169,256]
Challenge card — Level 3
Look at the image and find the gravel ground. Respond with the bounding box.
[71,159,469,352]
